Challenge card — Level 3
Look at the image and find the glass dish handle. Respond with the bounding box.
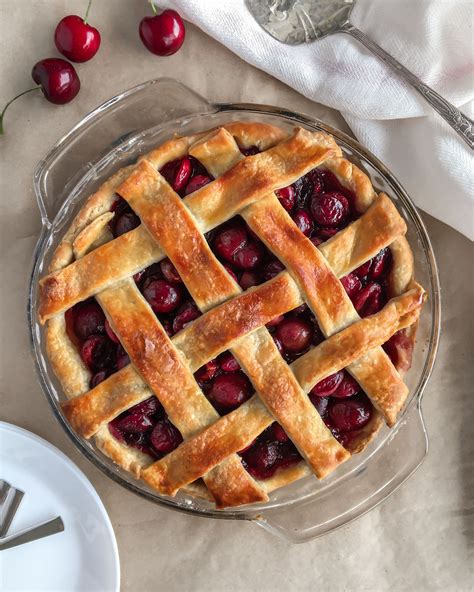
[33,78,214,228]
[255,404,428,543]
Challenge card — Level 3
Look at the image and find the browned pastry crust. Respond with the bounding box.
[39,121,423,508]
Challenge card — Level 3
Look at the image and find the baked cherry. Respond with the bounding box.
[311,192,349,227]
[90,369,111,388]
[276,186,295,211]
[272,423,290,443]
[81,335,113,371]
[232,241,265,270]
[310,371,344,397]
[328,396,372,432]
[217,352,240,373]
[332,372,360,398]
[292,209,313,236]
[160,258,182,284]
[129,396,162,417]
[208,372,252,411]
[105,319,119,343]
[139,8,185,57]
[143,278,181,314]
[369,248,391,279]
[73,301,105,340]
[116,351,130,370]
[354,282,384,317]
[150,419,183,454]
[185,174,212,195]
[340,273,362,300]
[239,271,259,289]
[310,395,329,417]
[54,1,101,63]
[32,58,80,104]
[214,225,247,262]
[243,441,279,477]
[276,318,313,353]
[195,360,219,385]
[261,259,285,281]
[172,301,201,333]
[113,211,140,237]
[383,329,414,372]
[114,412,153,434]
[239,145,260,156]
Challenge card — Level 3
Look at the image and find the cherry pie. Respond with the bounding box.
[38,122,426,508]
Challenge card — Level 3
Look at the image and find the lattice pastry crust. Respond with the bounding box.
[38,122,425,508]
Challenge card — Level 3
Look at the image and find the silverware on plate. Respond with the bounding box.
[246,0,474,148]
[0,480,24,538]
[0,516,65,551]
[1,479,65,551]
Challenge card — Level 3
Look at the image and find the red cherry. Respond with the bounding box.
[150,419,183,454]
[217,352,240,373]
[73,301,105,340]
[239,270,259,289]
[139,9,185,57]
[195,360,219,385]
[54,14,101,63]
[311,192,349,227]
[332,372,360,398]
[172,301,201,333]
[185,174,212,195]
[143,278,181,314]
[114,412,153,434]
[160,258,182,284]
[328,397,372,432]
[31,58,80,105]
[276,186,295,211]
[272,423,290,442]
[340,273,363,300]
[232,241,265,270]
[208,372,252,411]
[112,211,140,237]
[261,259,285,281]
[81,335,114,371]
[310,371,344,398]
[214,225,248,262]
[276,318,313,353]
[292,209,313,236]
[129,396,162,418]
[353,282,384,317]
[105,319,120,344]
[310,395,329,417]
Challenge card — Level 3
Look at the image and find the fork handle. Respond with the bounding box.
[341,23,474,149]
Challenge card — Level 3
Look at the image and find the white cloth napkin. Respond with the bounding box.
[155,0,474,239]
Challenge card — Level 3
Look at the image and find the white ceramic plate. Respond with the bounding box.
[0,422,120,591]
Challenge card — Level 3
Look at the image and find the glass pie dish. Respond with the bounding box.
[28,78,440,543]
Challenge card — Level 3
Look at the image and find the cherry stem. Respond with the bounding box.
[149,0,158,15]
[0,86,41,136]
[84,0,93,24]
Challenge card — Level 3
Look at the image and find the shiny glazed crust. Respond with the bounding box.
[39,121,422,507]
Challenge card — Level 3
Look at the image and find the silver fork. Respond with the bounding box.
[0,480,24,538]
[246,0,474,149]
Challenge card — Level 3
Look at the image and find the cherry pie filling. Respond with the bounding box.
[64,149,410,481]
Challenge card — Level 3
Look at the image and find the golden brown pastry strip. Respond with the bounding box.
[143,287,425,494]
